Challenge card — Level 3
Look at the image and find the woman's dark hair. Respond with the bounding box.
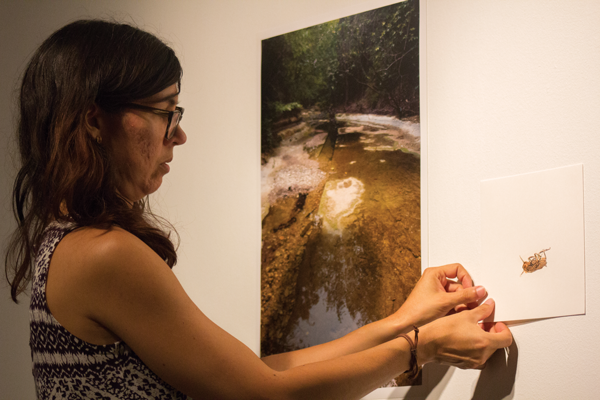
[5,19,183,302]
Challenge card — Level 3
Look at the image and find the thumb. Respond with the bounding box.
[470,298,496,322]
[447,285,486,308]
[490,322,514,348]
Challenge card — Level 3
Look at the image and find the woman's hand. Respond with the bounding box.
[393,263,487,330]
[417,299,513,369]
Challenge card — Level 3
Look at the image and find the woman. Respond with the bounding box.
[5,19,512,399]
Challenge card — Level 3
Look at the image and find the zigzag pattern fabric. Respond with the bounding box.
[30,221,189,399]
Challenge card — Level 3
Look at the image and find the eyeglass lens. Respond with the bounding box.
[167,111,182,140]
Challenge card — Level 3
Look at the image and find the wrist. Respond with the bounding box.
[396,326,420,378]
[415,324,434,366]
[385,309,415,336]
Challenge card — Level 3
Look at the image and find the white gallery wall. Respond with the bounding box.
[1,0,599,398]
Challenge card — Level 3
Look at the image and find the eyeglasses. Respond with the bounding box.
[121,103,184,140]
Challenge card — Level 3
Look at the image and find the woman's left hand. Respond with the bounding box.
[392,263,487,331]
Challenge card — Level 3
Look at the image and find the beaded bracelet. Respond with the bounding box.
[397,325,419,379]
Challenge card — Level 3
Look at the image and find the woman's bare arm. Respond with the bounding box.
[48,227,511,400]
[261,317,402,371]
[262,263,488,371]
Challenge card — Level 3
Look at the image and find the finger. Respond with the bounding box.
[489,322,510,335]
[446,286,485,311]
[466,285,487,310]
[438,263,474,288]
[454,304,469,313]
[488,322,506,334]
[446,285,487,309]
[492,322,509,333]
[445,281,463,293]
[448,303,470,315]
[479,322,496,331]
[470,298,495,322]
[488,323,513,348]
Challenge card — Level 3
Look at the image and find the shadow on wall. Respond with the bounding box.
[471,340,518,400]
[403,340,518,400]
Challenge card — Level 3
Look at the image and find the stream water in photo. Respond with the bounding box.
[261,115,421,385]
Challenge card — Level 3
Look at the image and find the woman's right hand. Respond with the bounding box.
[417,298,513,369]
[392,263,485,331]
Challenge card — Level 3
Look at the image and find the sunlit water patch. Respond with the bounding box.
[318,177,365,235]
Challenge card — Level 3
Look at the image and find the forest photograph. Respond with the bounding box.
[260,0,421,386]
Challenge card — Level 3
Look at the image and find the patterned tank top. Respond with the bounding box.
[30,221,190,399]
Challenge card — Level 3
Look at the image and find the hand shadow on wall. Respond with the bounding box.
[471,340,519,400]
[402,341,518,400]
[403,363,452,399]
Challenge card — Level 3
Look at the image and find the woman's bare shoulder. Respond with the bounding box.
[48,226,167,344]
[51,225,168,311]
[57,225,159,272]
[64,225,147,253]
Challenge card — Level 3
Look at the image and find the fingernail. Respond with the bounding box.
[484,298,495,305]
[475,286,486,298]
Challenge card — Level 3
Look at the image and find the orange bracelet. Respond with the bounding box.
[397,325,419,379]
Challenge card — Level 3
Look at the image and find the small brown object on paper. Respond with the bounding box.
[520,248,550,276]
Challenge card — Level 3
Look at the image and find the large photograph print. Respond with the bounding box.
[260,0,421,387]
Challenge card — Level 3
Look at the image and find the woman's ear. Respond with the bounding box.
[85,104,104,144]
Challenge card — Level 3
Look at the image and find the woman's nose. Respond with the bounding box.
[172,125,187,145]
